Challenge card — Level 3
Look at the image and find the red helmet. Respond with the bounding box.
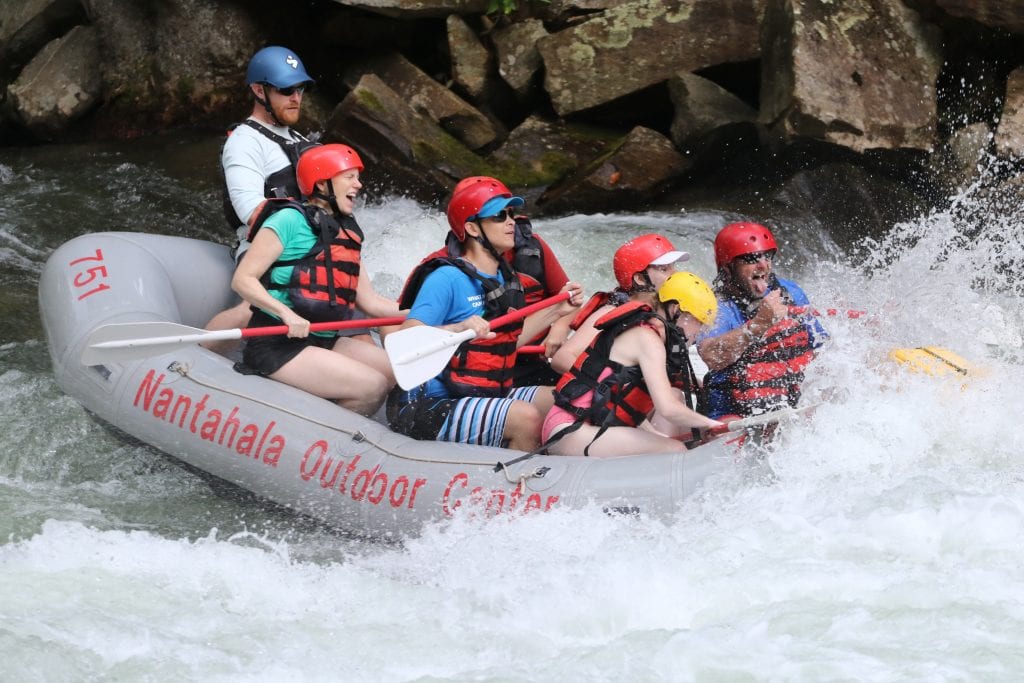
[714,222,778,268]
[612,234,689,290]
[296,144,364,196]
[446,176,516,241]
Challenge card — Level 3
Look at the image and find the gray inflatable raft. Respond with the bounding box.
[39,232,744,539]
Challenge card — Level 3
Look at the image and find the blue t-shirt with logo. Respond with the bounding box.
[400,262,504,400]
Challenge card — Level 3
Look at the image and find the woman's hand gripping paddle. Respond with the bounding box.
[385,292,570,391]
[81,316,407,365]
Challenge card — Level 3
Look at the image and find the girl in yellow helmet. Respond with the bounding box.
[541,271,723,457]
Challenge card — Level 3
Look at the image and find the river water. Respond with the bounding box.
[2,133,1023,680]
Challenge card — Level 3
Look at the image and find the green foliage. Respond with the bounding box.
[486,0,549,17]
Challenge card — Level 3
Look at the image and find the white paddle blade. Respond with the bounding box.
[81,322,240,365]
[385,326,476,390]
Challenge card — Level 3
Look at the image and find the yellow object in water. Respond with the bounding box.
[889,346,974,377]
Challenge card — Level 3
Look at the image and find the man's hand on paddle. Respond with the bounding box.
[457,315,495,340]
[556,281,584,315]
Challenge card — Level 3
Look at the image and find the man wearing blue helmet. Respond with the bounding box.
[205,46,321,352]
[224,45,317,258]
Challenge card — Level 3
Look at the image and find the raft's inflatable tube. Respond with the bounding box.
[40,232,742,538]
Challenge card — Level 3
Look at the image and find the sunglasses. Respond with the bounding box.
[737,251,774,265]
[274,84,306,96]
[477,208,517,222]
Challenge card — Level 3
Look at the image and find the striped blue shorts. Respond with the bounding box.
[436,386,539,447]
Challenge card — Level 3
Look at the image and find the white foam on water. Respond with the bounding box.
[4,142,1024,678]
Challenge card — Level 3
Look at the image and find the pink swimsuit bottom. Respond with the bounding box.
[541,367,613,443]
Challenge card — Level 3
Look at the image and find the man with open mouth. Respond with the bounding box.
[696,222,828,420]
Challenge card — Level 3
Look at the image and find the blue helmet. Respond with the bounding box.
[245,46,314,88]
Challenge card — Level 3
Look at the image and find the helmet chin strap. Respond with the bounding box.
[630,270,656,294]
[313,180,343,216]
[255,84,285,127]
[472,221,512,275]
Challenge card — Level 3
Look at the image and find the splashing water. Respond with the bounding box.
[2,136,1024,678]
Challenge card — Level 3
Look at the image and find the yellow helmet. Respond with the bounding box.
[657,272,717,325]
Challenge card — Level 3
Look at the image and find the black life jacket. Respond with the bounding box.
[708,275,816,416]
[250,199,363,324]
[433,219,547,304]
[552,301,699,454]
[510,216,547,305]
[399,257,526,397]
[221,120,319,231]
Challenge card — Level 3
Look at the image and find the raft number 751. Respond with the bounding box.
[69,248,110,301]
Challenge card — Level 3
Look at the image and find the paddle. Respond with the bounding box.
[81,316,406,366]
[788,306,977,377]
[888,345,975,378]
[385,291,571,390]
[707,403,818,436]
[789,305,867,319]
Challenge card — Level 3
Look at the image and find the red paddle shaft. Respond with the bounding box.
[240,316,406,338]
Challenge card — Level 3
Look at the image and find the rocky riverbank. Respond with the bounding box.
[2,0,1023,235]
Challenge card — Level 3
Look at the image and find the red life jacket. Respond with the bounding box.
[719,280,816,415]
[250,200,363,324]
[569,292,610,331]
[553,302,698,443]
[725,316,814,414]
[568,290,633,331]
[399,257,527,398]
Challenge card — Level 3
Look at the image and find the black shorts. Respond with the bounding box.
[337,307,372,338]
[386,388,456,441]
[241,309,336,376]
[512,353,560,387]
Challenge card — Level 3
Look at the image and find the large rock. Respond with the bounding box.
[8,25,102,139]
[538,0,763,115]
[488,115,620,191]
[326,73,487,200]
[0,0,85,84]
[931,0,1024,35]
[771,158,930,245]
[331,0,489,18]
[343,52,501,150]
[537,126,689,212]
[928,121,992,193]
[492,18,548,97]
[545,0,628,12]
[447,14,491,100]
[85,0,260,133]
[994,68,1024,159]
[760,0,942,152]
[668,72,757,146]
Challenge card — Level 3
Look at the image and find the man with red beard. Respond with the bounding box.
[204,46,321,351]
[696,222,828,419]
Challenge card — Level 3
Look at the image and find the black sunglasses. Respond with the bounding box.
[737,251,774,265]
[273,84,306,96]
[477,208,516,222]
